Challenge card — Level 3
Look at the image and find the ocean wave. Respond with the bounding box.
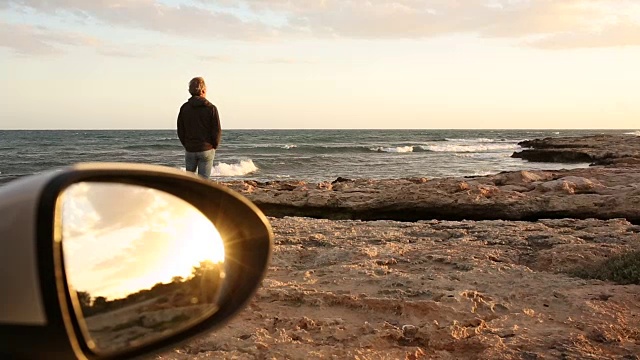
[624,131,640,136]
[123,143,179,150]
[231,142,521,154]
[421,144,520,152]
[233,144,387,154]
[370,146,414,153]
[455,152,512,159]
[445,138,497,143]
[240,144,297,149]
[212,159,258,177]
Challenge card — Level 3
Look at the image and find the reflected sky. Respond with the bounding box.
[61,182,225,300]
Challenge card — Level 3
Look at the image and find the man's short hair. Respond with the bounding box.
[189,77,206,96]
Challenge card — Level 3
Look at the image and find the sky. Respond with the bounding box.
[1,0,639,130]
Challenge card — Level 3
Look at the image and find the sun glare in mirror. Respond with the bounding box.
[60,182,225,355]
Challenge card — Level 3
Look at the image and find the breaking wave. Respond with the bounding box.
[624,131,640,136]
[211,159,258,177]
[421,144,520,152]
[232,141,520,154]
[370,146,414,153]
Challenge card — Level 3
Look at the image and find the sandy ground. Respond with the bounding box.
[156,216,640,360]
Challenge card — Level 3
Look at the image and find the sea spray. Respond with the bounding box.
[211,159,258,177]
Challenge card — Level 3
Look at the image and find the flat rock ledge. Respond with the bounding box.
[221,165,640,224]
[512,134,640,165]
[161,217,640,359]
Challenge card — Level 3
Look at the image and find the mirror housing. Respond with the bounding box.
[0,163,273,359]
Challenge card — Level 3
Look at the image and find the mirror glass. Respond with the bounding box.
[60,182,225,355]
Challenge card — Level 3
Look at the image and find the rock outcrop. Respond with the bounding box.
[221,166,640,224]
[160,217,640,360]
[512,134,640,165]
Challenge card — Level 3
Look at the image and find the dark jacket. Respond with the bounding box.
[177,96,222,152]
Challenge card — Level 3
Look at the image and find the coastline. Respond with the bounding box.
[159,134,640,359]
[219,134,640,224]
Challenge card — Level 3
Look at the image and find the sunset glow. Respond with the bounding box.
[1,0,639,130]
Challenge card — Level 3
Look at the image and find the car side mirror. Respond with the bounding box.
[0,163,273,359]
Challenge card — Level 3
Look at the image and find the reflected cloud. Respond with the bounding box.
[61,182,225,300]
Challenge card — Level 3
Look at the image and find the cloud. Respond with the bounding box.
[221,0,640,48]
[244,0,640,43]
[5,0,640,49]
[0,20,154,57]
[0,21,100,55]
[10,0,281,40]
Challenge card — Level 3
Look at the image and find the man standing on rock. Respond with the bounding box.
[177,77,222,178]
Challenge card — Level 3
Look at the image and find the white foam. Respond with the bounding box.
[624,131,640,136]
[282,144,297,149]
[470,170,497,177]
[421,144,520,152]
[212,159,258,177]
[370,146,414,153]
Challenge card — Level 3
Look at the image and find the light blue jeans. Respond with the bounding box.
[185,149,215,178]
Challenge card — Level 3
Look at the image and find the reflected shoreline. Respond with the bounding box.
[75,261,223,353]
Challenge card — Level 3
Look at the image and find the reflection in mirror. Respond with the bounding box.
[60,182,225,355]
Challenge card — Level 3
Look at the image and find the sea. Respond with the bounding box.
[1,129,639,186]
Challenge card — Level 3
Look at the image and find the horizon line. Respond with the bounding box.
[0,128,638,131]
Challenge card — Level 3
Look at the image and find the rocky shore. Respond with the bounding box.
[512,134,640,165]
[160,135,640,359]
[212,134,640,225]
[218,166,640,225]
[160,217,640,360]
